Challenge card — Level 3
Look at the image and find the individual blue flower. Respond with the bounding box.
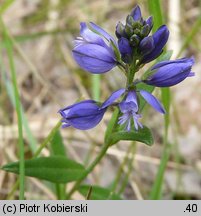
[143,57,195,87]
[118,91,143,131]
[59,89,125,130]
[72,22,118,74]
[118,89,165,131]
[59,100,106,130]
[140,25,169,64]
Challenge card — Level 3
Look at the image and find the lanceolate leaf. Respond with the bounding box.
[2,156,85,183]
[78,185,122,200]
[109,126,154,146]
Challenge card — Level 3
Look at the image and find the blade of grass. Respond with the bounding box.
[0,0,15,15]
[0,17,25,199]
[148,0,171,199]
[149,142,171,199]
[117,143,136,195]
[109,143,134,197]
[6,120,62,199]
[0,62,37,152]
[1,29,69,45]
[148,0,163,32]
[92,74,101,101]
[177,16,201,58]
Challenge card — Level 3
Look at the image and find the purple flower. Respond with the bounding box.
[139,36,154,55]
[118,89,165,131]
[143,57,195,87]
[139,90,166,114]
[59,89,125,130]
[118,91,143,131]
[59,100,105,130]
[140,25,169,64]
[72,22,118,74]
[130,5,142,21]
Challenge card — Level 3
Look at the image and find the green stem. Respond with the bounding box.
[1,17,25,200]
[66,140,111,199]
[34,120,61,157]
[126,60,138,88]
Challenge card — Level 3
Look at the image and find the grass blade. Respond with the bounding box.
[0,67,37,152]
[177,16,201,57]
[92,74,101,101]
[0,17,25,199]
[147,0,171,199]
[0,0,15,15]
[148,0,163,32]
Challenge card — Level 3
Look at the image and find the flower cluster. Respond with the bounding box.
[59,5,194,131]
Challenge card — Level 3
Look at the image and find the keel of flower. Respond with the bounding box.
[59,100,106,130]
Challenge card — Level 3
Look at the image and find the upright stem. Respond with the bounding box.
[66,141,111,199]
[126,61,137,88]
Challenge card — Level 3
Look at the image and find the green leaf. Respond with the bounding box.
[2,156,85,183]
[50,130,66,157]
[109,126,154,146]
[78,185,122,200]
[157,50,173,62]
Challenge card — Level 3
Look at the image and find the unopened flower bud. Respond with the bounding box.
[115,22,125,38]
[141,24,151,37]
[130,34,140,46]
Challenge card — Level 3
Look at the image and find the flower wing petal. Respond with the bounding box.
[72,44,116,73]
[101,88,125,109]
[89,22,117,45]
[139,90,166,114]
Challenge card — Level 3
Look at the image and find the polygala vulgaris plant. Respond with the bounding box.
[59,5,194,133]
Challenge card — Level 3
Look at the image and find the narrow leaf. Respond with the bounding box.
[2,156,85,183]
[148,0,163,31]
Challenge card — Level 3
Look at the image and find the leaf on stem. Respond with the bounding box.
[2,156,85,183]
